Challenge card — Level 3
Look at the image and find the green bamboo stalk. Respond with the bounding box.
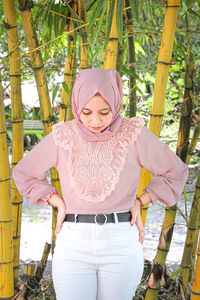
[178,171,200,297]
[176,54,194,162]
[145,205,177,299]
[125,0,136,117]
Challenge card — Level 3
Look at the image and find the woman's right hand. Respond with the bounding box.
[48,193,67,236]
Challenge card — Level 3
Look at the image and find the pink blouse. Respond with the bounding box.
[13,117,188,214]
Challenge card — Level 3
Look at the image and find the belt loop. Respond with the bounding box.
[113,212,118,224]
[74,214,78,223]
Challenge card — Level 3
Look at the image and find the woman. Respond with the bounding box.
[13,68,188,300]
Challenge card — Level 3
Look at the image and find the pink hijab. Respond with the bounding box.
[71,68,123,142]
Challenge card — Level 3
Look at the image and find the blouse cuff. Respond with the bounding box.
[42,189,59,205]
[26,188,59,206]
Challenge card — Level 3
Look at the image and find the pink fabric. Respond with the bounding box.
[13,117,188,213]
[52,117,145,203]
[71,68,123,142]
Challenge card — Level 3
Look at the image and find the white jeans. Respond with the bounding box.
[52,218,144,300]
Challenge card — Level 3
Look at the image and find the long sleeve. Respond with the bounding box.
[12,132,58,206]
[135,127,188,207]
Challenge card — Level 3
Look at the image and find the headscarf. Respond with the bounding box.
[71,68,123,142]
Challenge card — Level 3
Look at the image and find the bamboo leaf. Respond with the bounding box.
[91,4,107,49]
[121,65,144,83]
[104,0,115,50]
[89,0,105,27]
[54,11,60,37]
[62,81,71,95]
[130,0,139,22]
[116,0,123,46]
[60,15,67,34]
[65,2,82,23]
[188,8,200,19]
[185,12,188,30]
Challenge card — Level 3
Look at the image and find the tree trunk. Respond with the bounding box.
[0,73,14,298]
[3,0,23,287]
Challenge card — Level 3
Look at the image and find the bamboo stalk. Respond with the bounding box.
[18,0,62,254]
[191,231,200,299]
[3,0,23,287]
[79,0,88,70]
[0,74,14,298]
[189,209,200,285]
[35,242,51,282]
[18,0,53,136]
[144,205,177,299]
[138,0,180,227]
[125,0,136,117]
[176,54,194,162]
[186,120,200,165]
[59,2,77,123]
[178,171,200,297]
[101,0,118,69]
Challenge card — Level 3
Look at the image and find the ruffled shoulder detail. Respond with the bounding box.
[118,117,145,145]
[52,121,74,150]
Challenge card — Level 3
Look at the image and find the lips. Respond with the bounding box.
[90,126,102,131]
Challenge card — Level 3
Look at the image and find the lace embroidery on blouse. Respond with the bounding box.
[52,117,145,202]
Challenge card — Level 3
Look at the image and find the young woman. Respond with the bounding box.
[13,68,188,300]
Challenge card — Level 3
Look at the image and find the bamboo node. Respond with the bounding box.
[3,21,17,30]
[158,60,171,66]
[19,0,34,11]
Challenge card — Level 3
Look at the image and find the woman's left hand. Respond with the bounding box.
[130,200,145,244]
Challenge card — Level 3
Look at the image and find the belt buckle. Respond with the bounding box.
[94,213,107,225]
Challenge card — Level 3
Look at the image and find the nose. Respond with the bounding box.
[90,113,101,126]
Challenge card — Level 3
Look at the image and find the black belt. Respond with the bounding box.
[64,212,131,225]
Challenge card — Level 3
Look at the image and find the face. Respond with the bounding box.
[79,95,113,133]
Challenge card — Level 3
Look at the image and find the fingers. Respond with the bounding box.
[130,204,140,226]
[136,214,145,244]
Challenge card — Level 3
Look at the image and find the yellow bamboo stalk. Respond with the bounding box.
[179,171,200,297]
[19,0,53,135]
[189,209,200,284]
[59,22,75,122]
[0,74,14,298]
[18,1,62,252]
[59,2,77,123]
[191,232,200,299]
[101,0,118,69]
[139,0,180,226]
[79,0,88,69]
[3,0,23,286]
